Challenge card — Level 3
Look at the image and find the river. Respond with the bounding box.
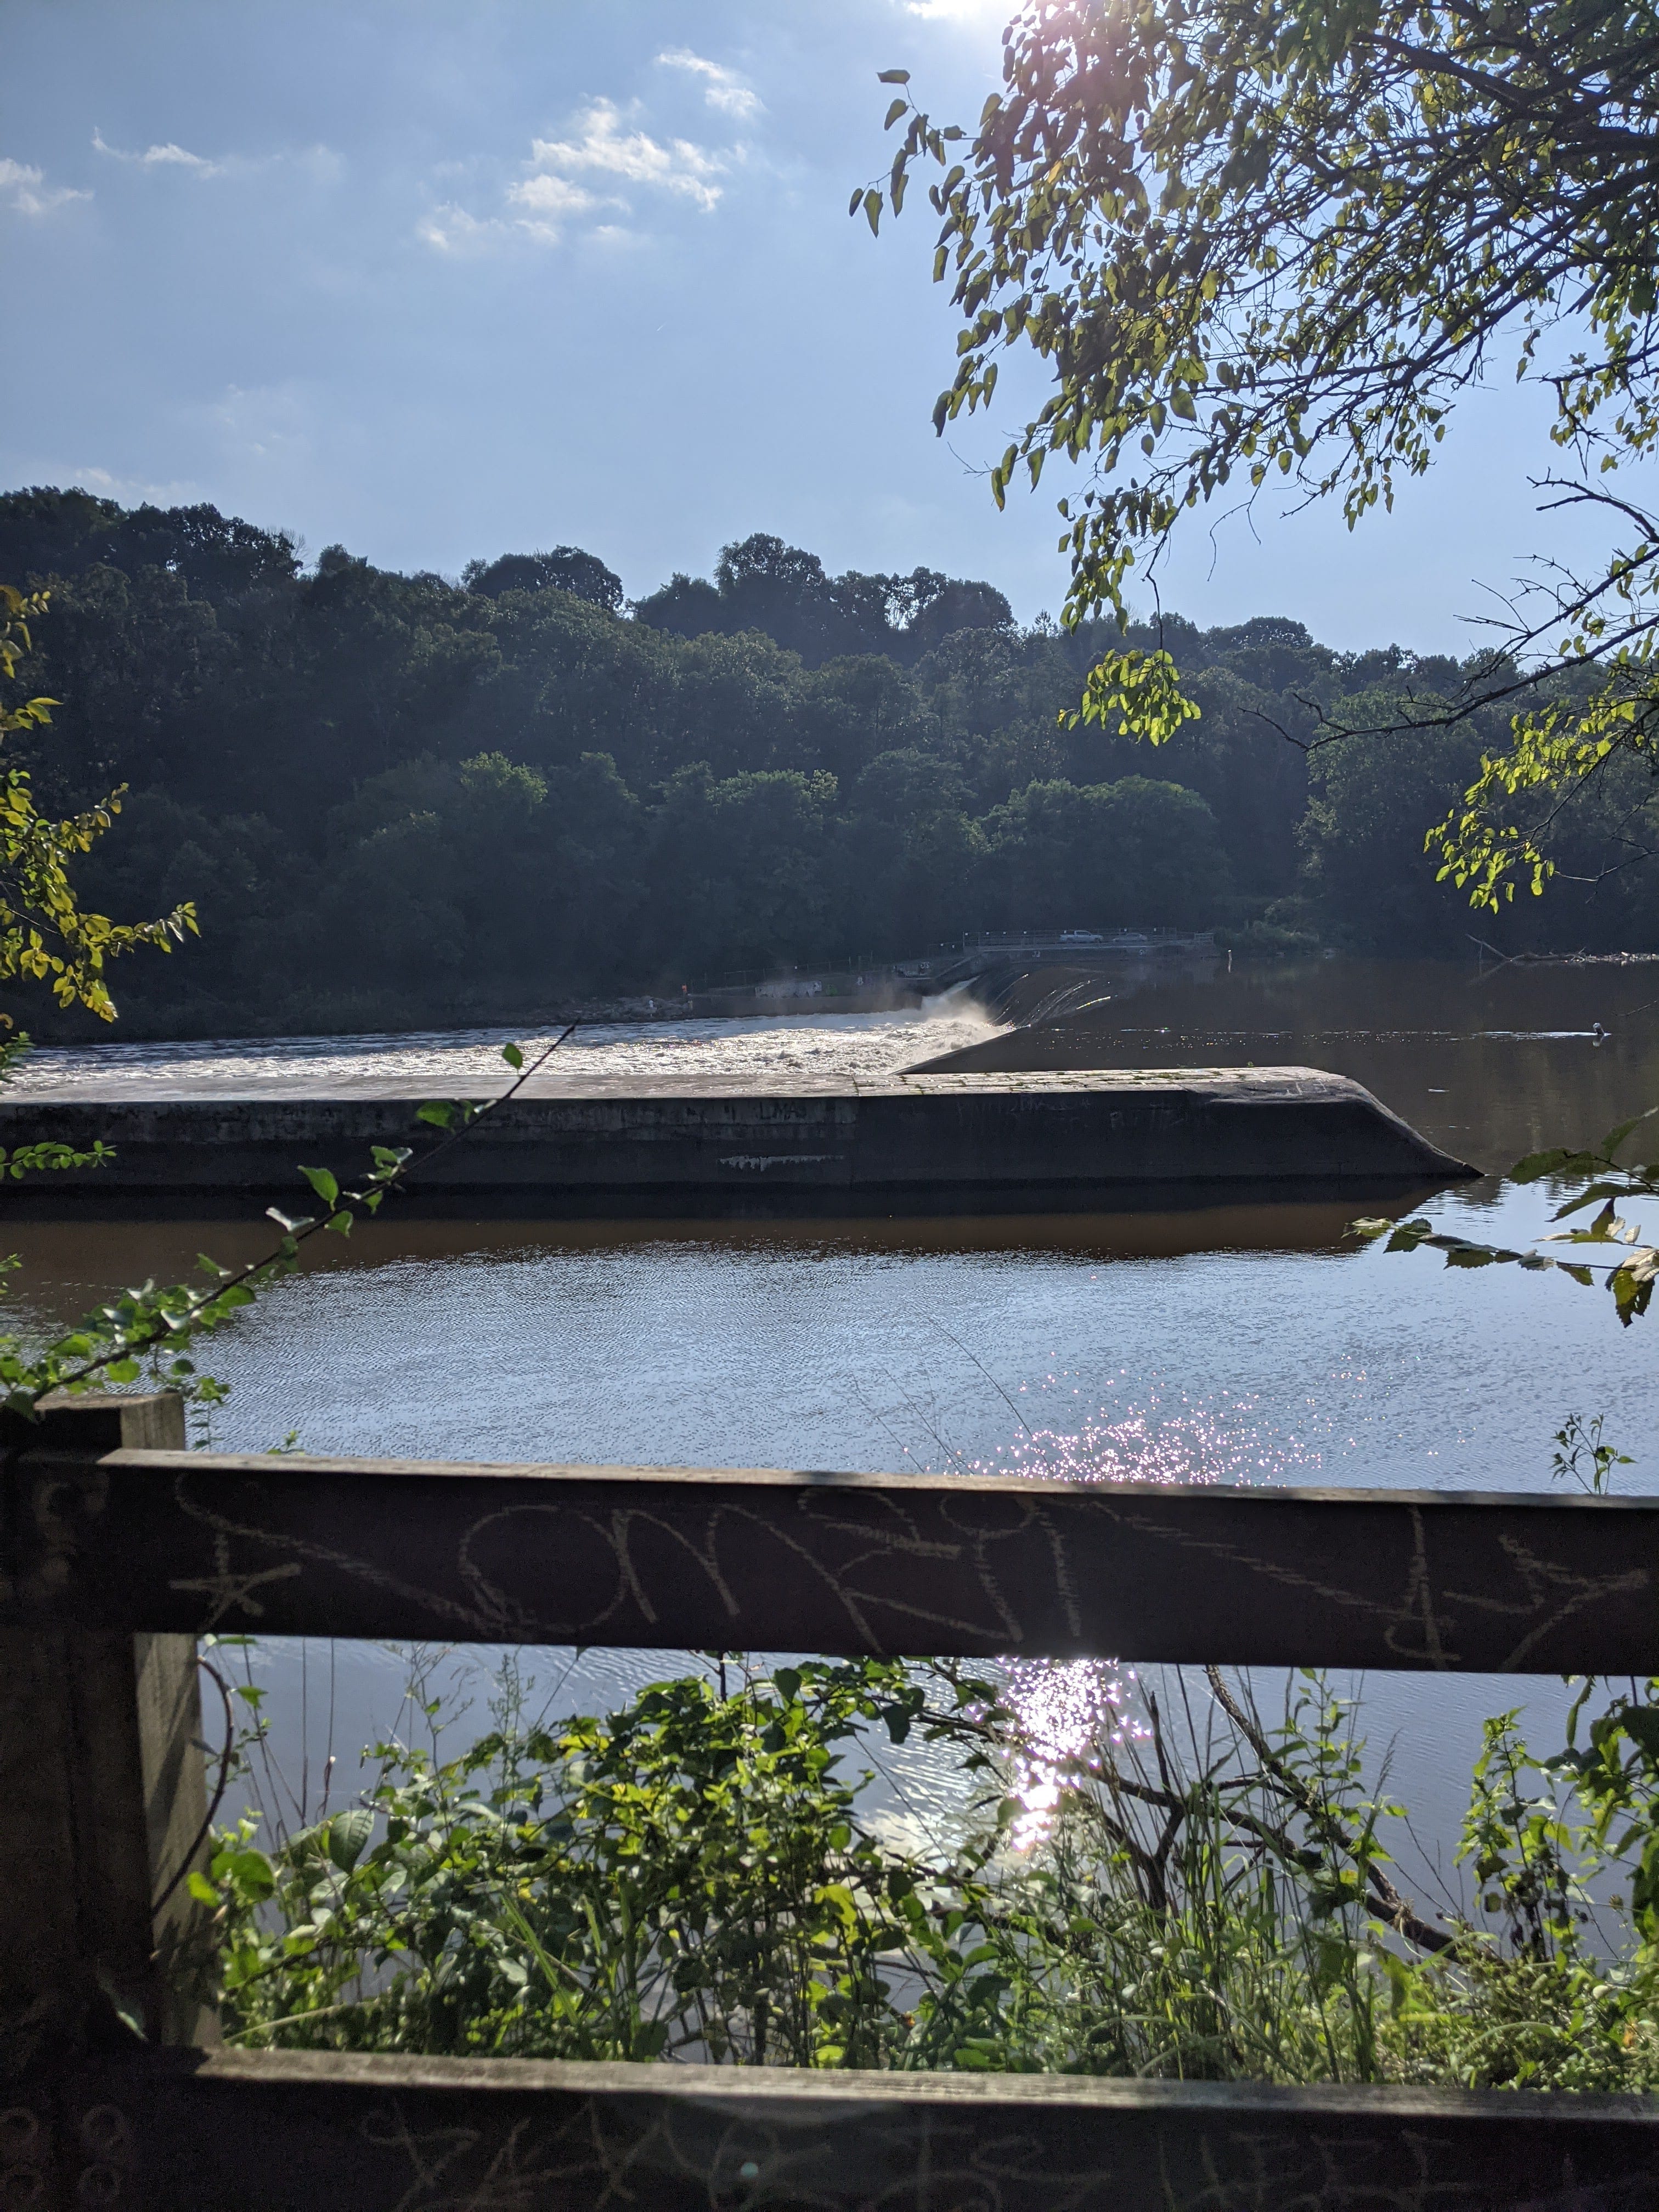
[5,953,1657,1900]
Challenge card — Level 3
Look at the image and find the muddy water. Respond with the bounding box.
[922,951,1659,1172]
[5,958,1657,1890]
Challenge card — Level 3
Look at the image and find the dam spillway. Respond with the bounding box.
[0,1066,1476,1217]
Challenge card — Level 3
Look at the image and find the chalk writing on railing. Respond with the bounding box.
[7,1449,1655,1673]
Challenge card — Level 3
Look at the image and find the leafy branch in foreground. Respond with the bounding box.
[860,4,1659,907]
[0,1028,573,1417]
[1352,1105,1659,1325]
[1,584,196,1018]
[0,1041,115,1183]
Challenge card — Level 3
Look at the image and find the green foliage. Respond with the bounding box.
[0,1041,115,1182]
[1069,646,1201,749]
[1550,1411,1633,1495]
[980,773,1230,929]
[0,611,577,1432]
[1431,580,1659,912]
[0,585,196,1019]
[21,491,1648,1028]
[865,3,1659,912]
[1556,1680,1659,1946]
[1353,1104,1659,1324]
[199,1651,1659,2091]
[212,1657,1003,2067]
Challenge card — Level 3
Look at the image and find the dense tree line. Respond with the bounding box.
[0,487,1653,1036]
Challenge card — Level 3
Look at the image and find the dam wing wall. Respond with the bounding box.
[0,1067,1477,1216]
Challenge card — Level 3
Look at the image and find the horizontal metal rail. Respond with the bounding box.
[4,1440,1656,1669]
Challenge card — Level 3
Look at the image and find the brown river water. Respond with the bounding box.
[5,953,1657,1889]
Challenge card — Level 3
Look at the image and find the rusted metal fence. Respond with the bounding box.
[2,1392,1656,2210]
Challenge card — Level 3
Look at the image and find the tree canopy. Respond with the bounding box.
[4,487,1651,1037]
[464,547,624,611]
[867,1,1659,909]
[635,531,1014,666]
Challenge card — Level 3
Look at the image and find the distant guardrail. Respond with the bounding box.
[963,929,1217,956]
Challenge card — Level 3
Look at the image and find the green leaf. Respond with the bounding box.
[327,1807,375,1871]
[501,1042,524,1070]
[1510,1147,1578,1183]
[877,67,910,83]
[221,1848,276,1903]
[299,1165,339,1206]
[1348,1216,1395,1241]
[1599,1110,1658,1158]
[416,1102,455,1129]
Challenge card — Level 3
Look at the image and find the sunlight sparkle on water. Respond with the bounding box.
[953,1379,1319,1848]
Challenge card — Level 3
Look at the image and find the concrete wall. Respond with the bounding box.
[0,1069,1475,1216]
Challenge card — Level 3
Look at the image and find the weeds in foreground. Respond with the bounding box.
[190,1649,1659,2089]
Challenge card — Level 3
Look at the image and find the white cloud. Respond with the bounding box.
[417,203,507,255]
[92,129,224,177]
[529,100,726,212]
[656,48,764,122]
[505,171,603,241]
[510,174,597,217]
[421,98,730,257]
[421,174,607,253]
[0,156,91,216]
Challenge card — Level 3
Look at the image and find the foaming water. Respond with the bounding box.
[5,1003,999,1100]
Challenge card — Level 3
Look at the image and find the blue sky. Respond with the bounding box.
[3,0,1626,651]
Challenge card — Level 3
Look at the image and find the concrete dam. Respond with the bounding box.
[0,1066,1476,1217]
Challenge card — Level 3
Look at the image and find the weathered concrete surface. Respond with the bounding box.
[0,1067,1473,1214]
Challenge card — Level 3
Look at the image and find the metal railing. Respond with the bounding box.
[963,929,1217,955]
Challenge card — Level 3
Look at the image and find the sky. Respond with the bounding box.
[1,0,1631,652]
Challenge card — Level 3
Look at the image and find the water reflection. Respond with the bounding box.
[921,952,1659,1172]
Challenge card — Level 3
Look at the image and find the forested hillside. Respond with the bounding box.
[2,487,1652,1037]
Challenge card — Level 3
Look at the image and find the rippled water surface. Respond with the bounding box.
[9,955,1659,1876]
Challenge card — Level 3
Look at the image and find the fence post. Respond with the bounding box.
[0,1391,215,2076]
